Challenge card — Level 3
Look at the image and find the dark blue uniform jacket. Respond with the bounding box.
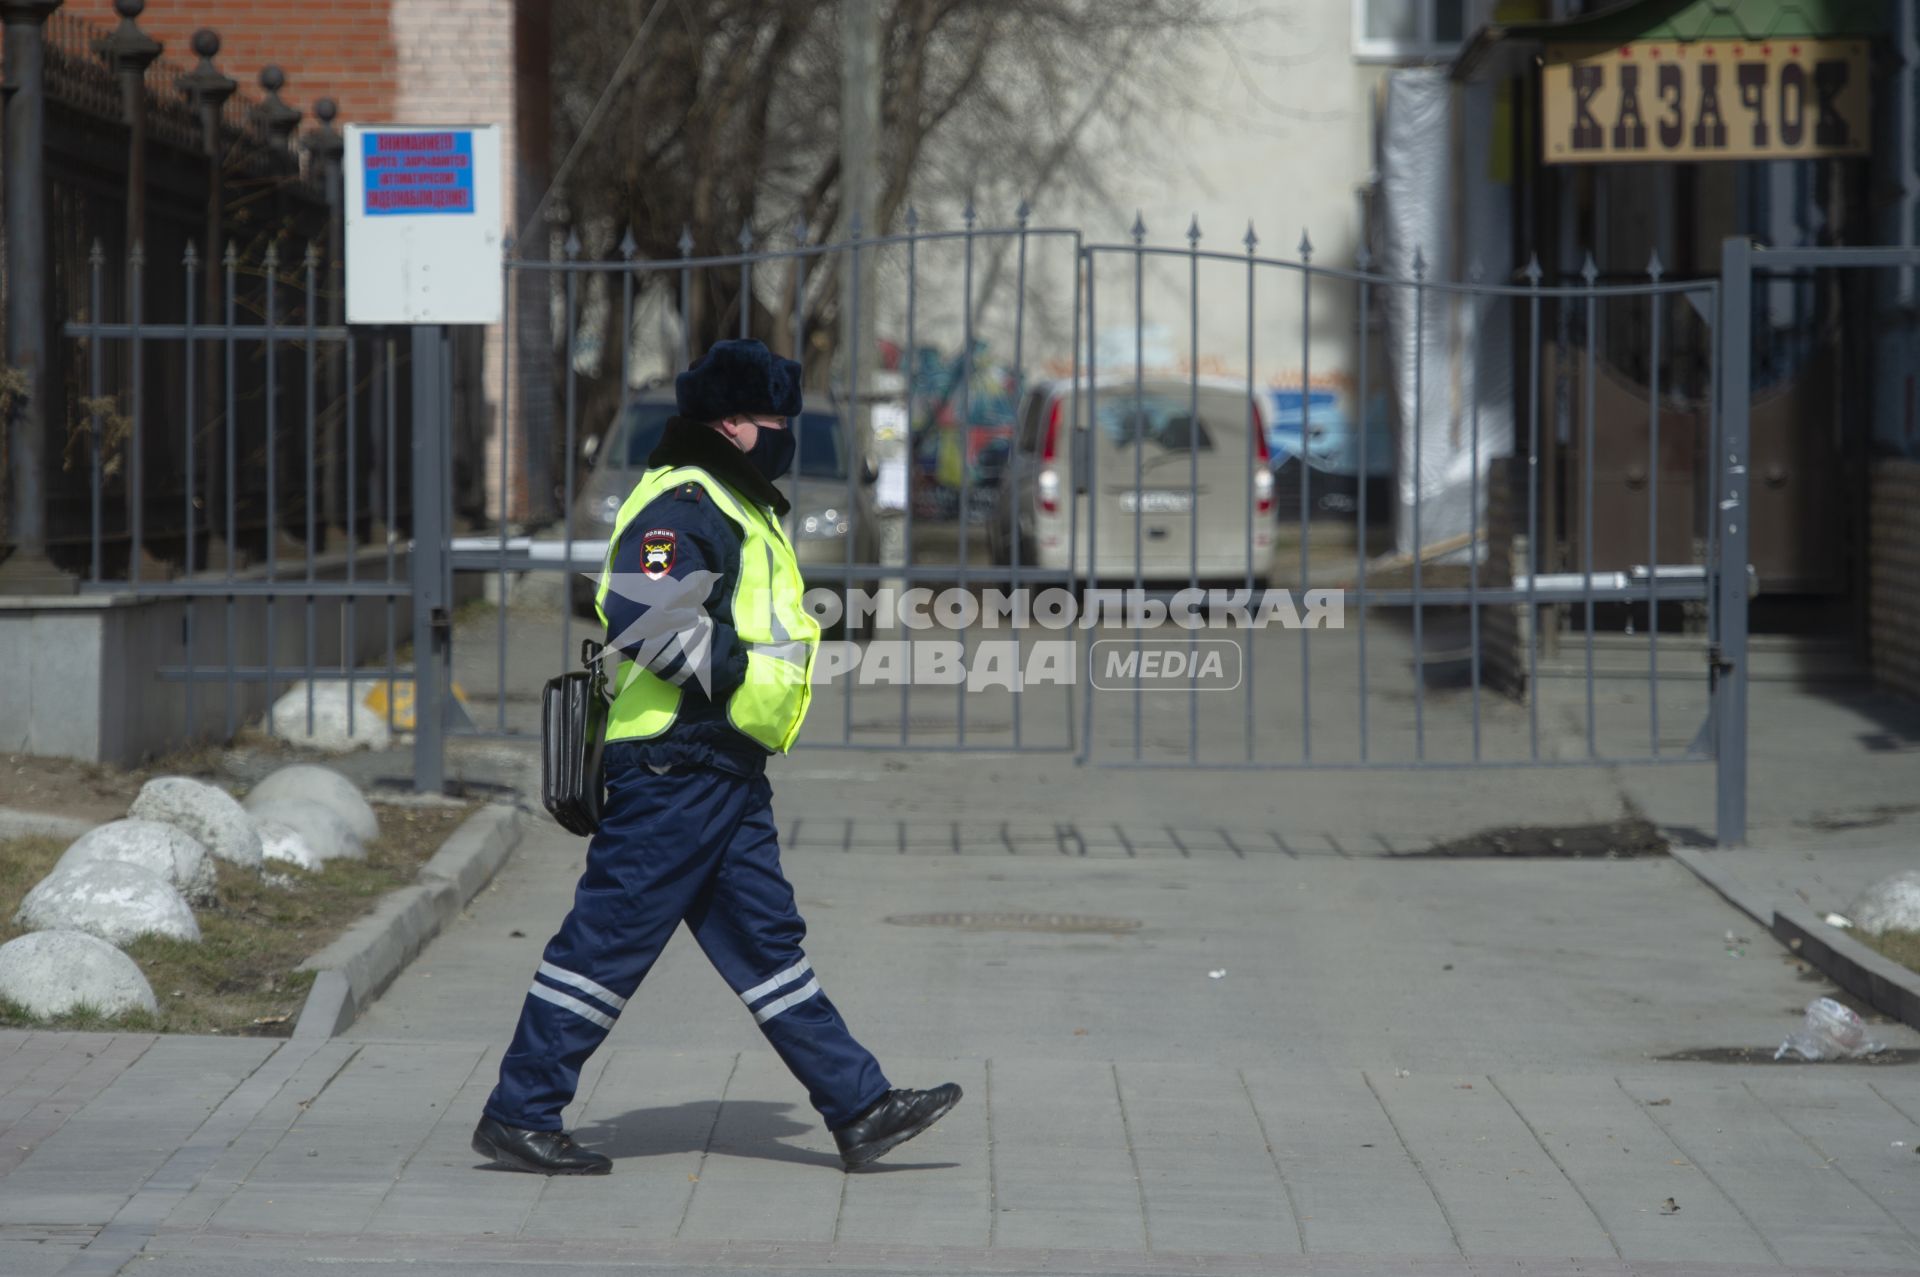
[600,419,793,778]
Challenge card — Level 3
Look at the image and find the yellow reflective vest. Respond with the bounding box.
[595,465,818,754]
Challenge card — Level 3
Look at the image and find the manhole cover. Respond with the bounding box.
[884,912,1142,933]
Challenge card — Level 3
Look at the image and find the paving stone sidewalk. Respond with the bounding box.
[4,1032,1919,1275]
[6,810,1920,1276]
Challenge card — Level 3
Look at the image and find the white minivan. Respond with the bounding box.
[986,377,1274,585]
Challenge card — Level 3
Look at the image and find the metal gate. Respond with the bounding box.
[61,220,1772,844]
[1074,231,1736,826]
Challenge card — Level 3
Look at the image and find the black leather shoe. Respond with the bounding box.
[471,1116,612,1175]
[833,1083,963,1170]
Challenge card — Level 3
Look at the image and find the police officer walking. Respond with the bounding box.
[473,339,960,1174]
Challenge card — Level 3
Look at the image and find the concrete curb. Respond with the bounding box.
[0,807,93,842]
[1671,845,1920,1036]
[293,802,525,1039]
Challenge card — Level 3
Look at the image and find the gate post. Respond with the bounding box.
[411,326,449,793]
[1714,238,1753,847]
[0,0,73,594]
[181,30,234,569]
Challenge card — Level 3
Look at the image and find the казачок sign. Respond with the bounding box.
[344,124,503,324]
[1541,40,1870,165]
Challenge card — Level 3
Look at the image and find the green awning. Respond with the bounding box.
[1455,0,1887,80]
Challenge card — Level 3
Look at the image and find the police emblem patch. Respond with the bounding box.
[640,528,677,579]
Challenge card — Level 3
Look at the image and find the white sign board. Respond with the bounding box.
[344,124,503,325]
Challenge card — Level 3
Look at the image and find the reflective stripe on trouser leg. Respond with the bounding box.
[685,778,889,1130]
[484,766,760,1132]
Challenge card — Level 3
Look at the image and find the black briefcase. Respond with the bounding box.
[541,639,611,836]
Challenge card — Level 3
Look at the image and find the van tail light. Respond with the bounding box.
[1038,398,1062,514]
[1252,399,1273,517]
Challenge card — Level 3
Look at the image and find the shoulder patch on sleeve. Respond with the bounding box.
[640,528,678,579]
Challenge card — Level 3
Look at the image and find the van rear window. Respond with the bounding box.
[1094,392,1242,453]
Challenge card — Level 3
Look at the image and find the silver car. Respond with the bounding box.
[987,376,1274,585]
[570,392,879,618]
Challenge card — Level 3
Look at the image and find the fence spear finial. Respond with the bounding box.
[1187,215,1202,247]
[619,227,637,260]
[1131,212,1147,244]
[1298,227,1313,263]
[677,225,694,258]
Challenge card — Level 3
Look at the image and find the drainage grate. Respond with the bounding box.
[883,911,1143,933]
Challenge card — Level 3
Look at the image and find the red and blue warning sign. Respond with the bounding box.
[361,130,475,216]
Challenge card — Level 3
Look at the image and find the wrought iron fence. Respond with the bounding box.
[46,179,1788,847]
[6,3,358,579]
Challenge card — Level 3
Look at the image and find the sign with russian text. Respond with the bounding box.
[344,124,502,324]
[362,130,476,215]
[1541,39,1870,165]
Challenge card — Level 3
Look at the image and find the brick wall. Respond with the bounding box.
[1869,459,1920,702]
[63,0,553,523]
[62,0,401,122]
[390,0,550,522]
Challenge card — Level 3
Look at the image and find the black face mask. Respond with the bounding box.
[745,424,796,481]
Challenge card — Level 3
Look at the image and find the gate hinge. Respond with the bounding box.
[1707,643,1734,686]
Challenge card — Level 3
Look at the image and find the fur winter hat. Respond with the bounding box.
[675,339,803,422]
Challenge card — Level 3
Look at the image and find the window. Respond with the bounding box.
[1352,0,1473,63]
[617,403,675,467]
[797,412,845,479]
[1014,388,1049,456]
[1094,393,1224,454]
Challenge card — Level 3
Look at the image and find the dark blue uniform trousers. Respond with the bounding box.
[483,764,890,1132]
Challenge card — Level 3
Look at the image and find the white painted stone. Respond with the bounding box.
[266,682,394,753]
[55,820,218,903]
[244,764,379,844]
[14,862,201,946]
[1849,870,1920,936]
[0,930,158,1019]
[128,777,263,871]
[246,797,365,863]
[255,818,326,872]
